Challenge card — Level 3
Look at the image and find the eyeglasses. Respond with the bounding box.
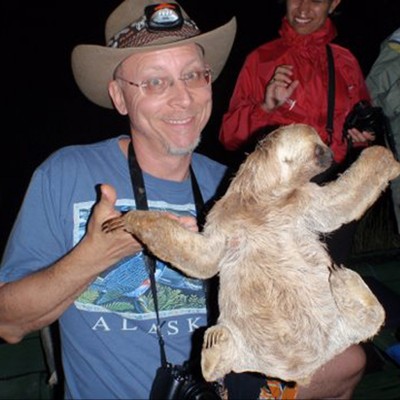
[116,68,212,96]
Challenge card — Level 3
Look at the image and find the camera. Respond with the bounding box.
[150,362,221,400]
[343,100,386,138]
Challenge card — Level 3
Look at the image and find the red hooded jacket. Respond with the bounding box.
[219,17,370,163]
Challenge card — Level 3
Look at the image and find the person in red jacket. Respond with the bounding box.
[220,0,376,165]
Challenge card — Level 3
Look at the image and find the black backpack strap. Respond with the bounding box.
[326,44,335,145]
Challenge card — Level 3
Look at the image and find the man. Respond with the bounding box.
[366,27,400,233]
[0,0,365,398]
[0,1,235,398]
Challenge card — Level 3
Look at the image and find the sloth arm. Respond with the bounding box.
[304,146,400,233]
[120,210,223,279]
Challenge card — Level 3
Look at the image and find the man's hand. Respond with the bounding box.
[81,184,143,268]
[166,214,199,232]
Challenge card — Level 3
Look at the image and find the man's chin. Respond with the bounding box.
[168,138,201,156]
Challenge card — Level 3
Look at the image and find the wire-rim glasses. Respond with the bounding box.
[115,68,212,96]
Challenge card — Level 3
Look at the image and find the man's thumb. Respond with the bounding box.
[97,183,117,211]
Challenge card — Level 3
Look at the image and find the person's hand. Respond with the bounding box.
[80,184,143,270]
[262,65,299,112]
[165,214,199,232]
[82,186,199,271]
[346,128,376,144]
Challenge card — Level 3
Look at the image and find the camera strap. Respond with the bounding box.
[326,44,335,146]
[127,141,204,368]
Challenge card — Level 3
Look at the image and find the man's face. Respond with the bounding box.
[286,0,340,35]
[113,43,212,156]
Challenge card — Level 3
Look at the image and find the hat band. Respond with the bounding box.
[108,16,201,49]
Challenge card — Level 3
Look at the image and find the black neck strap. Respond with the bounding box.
[127,141,204,367]
[326,44,335,145]
[128,142,204,215]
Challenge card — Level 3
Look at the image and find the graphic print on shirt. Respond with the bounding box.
[73,199,206,320]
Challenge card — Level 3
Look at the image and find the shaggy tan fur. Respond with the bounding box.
[103,124,400,385]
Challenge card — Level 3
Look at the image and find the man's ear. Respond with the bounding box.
[108,80,128,115]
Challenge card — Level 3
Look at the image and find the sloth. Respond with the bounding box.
[103,124,400,385]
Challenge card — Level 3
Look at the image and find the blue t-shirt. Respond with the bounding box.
[0,135,227,399]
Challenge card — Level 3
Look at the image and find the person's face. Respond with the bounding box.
[286,0,341,35]
[111,43,212,156]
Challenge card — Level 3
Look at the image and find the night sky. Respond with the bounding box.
[2,0,399,253]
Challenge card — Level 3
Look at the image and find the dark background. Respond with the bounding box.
[1,0,399,254]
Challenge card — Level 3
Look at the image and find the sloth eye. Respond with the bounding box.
[314,144,333,167]
[315,144,325,157]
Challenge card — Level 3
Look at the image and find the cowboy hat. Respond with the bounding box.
[71,0,237,108]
